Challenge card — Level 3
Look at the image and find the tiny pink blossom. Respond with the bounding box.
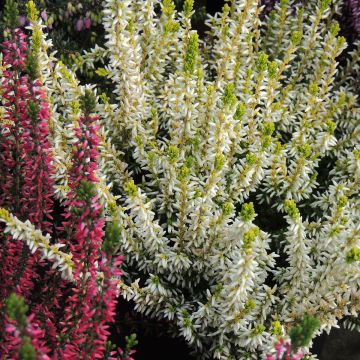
[40,10,48,21]
[18,16,27,26]
[84,17,92,29]
[76,18,84,32]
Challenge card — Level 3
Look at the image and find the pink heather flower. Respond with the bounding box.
[3,312,50,359]
[59,114,122,359]
[18,15,27,27]
[348,0,360,34]
[84,17,92,29]
[1,29,125,359]
[76,18,84,32]
[0,29,59,354]
[265,356,275,360]
[0,29,32,308]
[0,29,55,311]
[266,338,304,360]
[40,10,48,21]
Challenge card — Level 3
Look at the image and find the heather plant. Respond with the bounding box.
[1,0,360,359]
[50,0,359,358]
[0,4,132,357]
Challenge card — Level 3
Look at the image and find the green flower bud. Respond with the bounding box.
[178,166,190,181]
[241,202,255,222]
[19,337,36,360]
[207,84,214,96]
[222,201,233,216]
[246,153,257,165]
[271,321,283,336]
[243,229,257,251]
[0,208,11,222]
[100,93,109,103]
[183,317,192,328]
[289,315,320,351]
[284,199,299,219]
[27,101,40,122]
[234,102,246,120]
[125,333,138,350]
[353,149,360,160]
[135,135,143,147]
[75,180,97,201]
[214,154,225,171]
[299,143,312,159]
[185,155,194,168]
[168,146,179,163]
[309,83,319,96]
[330,21,340,36]
[125,17,134,32]
[269,9,276,21]
[256,52,268,73]
[25,51,39,80]
[108,200,118,216]
[124,180,138,196]
[310,171,318,182]
[320,0,331,11]
[290,31,302,45]
[326,119,336,134]
[79,89,96,115]
[183,0,194,17]
[346,247,360,263]
[337,36,346,48]
[268,61,278,79]
[244,299,256,312]
[214,283,223,296]
[184,33,199,75]
[163,0,175,16]
[6,293,28,327]
[103,221,122,256]
[26,0,39,22]
[222,3,230,15]
[4,0,19,29]
[164,20,180,33]
[337,195,348,208]
[262,122,275,136]
[95,68,109,77]
[262,135,272,149]
[252,324,265,336]
[223,83,237,108]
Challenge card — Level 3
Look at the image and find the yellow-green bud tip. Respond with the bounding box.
[284,199,299,219]
[0,208,11,222]
[346,247,360,264]
[124,180,138,197]
[241,202,255,222]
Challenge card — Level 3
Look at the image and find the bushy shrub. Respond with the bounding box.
[0,4,132,358]
[1,0,360,359]
[80,0,358,358]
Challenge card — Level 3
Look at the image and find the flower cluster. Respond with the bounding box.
[1,0,360,359]
[347,0,360,34]
[62,0,359,358]
[0,5,131,357]
[58,93,122,358]
[265,339,304,360]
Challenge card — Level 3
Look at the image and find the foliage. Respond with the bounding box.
[0,5,133,357]
[53,0,358,358]
[1,0,360,359]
